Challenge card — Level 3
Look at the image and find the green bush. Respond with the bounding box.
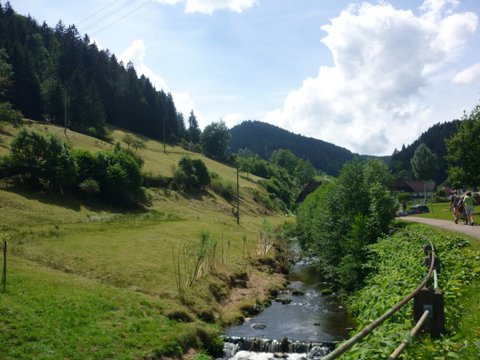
[78,178,100,195]
[174,156,210,191]
[210,177,235,201]
[0,102,23,126]
[252,189,278,211]
[143,172,170,188]
[5,129,146,206]
[94,148,144,205]
[297,159,397,289]
[397,191,412,202]
[73,149,98,183]
[347,225,480,358]
[9,128,77,191]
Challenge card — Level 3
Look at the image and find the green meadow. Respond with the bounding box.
[0,122,286,359]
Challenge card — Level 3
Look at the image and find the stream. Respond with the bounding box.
[221,260,354,359]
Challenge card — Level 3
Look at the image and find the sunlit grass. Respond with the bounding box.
[0,121,286,359]
[0,257,215,360]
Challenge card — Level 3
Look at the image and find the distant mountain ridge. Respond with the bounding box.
[229,120,358,176]
[389,120,461,183]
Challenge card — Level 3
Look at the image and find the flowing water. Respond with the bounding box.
[221,260,354,359]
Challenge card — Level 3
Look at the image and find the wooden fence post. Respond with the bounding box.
[2,240,6,292]
[413,287,433,334]
[431,288,445,338]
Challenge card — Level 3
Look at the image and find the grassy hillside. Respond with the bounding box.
[0,122,287,359]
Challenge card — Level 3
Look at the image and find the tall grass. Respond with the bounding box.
[259,219,273,255]
[173,230,219,296]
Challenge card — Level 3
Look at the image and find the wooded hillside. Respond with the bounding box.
[0,2,184,141]
[389,120,460,183]
[230,120,357,176]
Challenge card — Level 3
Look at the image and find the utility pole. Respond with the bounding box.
[63,92,70,143]
[2,240,6,292]
[236,165,240,225]
[163,118,166,154]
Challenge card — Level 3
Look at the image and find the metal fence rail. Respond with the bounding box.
[322,241,437,359]
[388,310,430,360]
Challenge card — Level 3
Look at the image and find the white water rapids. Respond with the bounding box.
[228,350,311,360]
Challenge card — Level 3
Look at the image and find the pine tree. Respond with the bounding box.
[188,110,200,143]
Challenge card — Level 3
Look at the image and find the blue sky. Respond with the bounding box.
[8,0,480,155]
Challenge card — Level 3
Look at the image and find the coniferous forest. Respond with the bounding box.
[0,1,187,142]
[0,1,465,184]
[230,120,357,176]
[389,120,461,184]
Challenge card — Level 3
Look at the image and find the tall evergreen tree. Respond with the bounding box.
[188,110,201,143]
[0,47,12,96]
[0,4,187,143]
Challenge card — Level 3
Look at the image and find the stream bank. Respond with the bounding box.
[220,259,354,359]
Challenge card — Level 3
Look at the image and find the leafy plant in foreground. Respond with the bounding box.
[345,225,480,359]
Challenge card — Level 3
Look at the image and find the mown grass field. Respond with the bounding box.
[0,122,287,359]
[405,200,480,222]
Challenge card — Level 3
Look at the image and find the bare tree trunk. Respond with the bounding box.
[424,181,427,204]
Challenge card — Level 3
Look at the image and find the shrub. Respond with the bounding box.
[73,146,146,206]
[9,128,77,191]
[0,102,23,126]
[252,189,278,211]
[210,177,235,201]
[175,156,210,191]
[95,149,144,205]
[297,159,397,288]
[78,178,100,195]
[143,172,170,188]
[73,149,98,183]
[0,155,12,179]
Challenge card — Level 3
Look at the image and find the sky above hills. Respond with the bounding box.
[8,0,480,155]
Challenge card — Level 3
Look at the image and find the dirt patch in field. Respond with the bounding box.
[220,268,286,325]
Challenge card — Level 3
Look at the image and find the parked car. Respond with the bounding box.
[408,205,430,214]
[396,210,409,217]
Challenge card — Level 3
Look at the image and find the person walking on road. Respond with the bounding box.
[463,191,477,226]
[450,191,461,224]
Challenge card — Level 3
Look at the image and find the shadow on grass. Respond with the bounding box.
[240,174,258,184]
[178,188,213,201]
[2,183,132,215]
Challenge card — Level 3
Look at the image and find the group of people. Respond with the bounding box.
[450,191,478,226]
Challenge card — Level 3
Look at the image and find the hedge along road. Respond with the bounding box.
[399,216,480,240]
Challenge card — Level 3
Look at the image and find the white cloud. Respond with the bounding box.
[184,0,258,14]
[155,0,183,5]
[155,0,258,14]
[453,63,480,85]
[263,1,477,155]
[172,90,195,116]
[120,39,169,90]
[223,112,245,128]
[120,39,201,122]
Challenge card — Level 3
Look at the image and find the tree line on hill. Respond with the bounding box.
[230,120,357,176]
[230,119,465,186]
[0,124,318,212]
[2,0,476,210]
[295,102,480,291]
[0,2,195,143]
[389,120,460,184]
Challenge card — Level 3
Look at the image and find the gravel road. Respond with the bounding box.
[399,216,480,240]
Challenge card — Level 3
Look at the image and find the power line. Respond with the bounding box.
[76,0,123,26]
[79,0,138,33]
[89,0,152,36]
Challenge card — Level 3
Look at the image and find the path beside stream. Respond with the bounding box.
[399,216,480,239]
